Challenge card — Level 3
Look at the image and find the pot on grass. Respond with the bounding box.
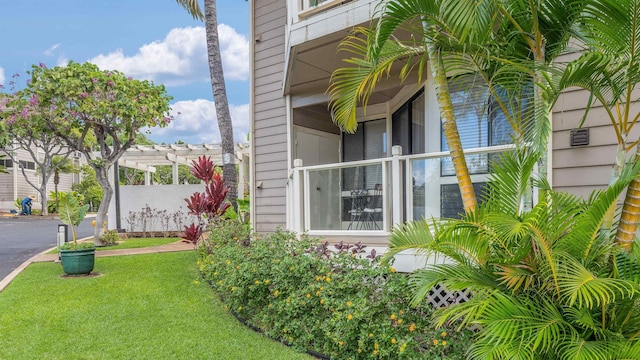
[60,243,95,275]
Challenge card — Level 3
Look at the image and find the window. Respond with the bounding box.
[392,90,425,155]
[440,76,530,176]
[19,160,35,170]
[0,159,13,168]
[342,119,386,191]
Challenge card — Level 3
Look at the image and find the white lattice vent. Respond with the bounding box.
[427,284,472,308]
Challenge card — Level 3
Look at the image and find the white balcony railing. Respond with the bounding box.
[288,144,522,236]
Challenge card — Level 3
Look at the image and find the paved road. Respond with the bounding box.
[0,216,94,281]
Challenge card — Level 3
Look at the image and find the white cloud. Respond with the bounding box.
[0,67,4,86]
[89,25,249,86]
[148,99,249,144]
[44,43,61,56]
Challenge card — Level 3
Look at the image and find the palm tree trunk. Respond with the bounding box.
[615,144,640,251]
[427,42,476,213]
[204,0,237,210]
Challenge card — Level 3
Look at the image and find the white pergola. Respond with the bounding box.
[114,143,250,191]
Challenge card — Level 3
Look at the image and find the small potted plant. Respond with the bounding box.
[58,192,95,275]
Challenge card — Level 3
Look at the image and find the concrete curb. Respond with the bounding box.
[0,237,193,293]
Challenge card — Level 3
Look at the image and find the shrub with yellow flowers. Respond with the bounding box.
[198,222,473,359]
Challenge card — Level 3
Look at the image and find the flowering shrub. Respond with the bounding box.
[197,222,473,359]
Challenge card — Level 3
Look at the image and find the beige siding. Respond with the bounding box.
[551,87,628,198]
[252,0,288,232]
[0,173,13,204]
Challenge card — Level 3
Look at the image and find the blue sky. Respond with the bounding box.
[0,0,250,144]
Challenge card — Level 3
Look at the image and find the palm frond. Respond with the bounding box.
[382,219,435,265]
[558,255,636,308]
[175,0,203,20]
[558,338,623,360]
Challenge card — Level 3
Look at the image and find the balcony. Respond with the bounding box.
[286,144,524,237]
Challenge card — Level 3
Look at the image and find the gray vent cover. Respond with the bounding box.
[570,128,589,146]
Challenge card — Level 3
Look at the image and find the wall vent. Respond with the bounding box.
[570,128,589,146]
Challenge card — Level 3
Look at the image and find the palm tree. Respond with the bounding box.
[329,0,585,214]
[330,0,498,213]
[554,0,640,251]
[174,0,238,210]
[50,155,78,213]
[383,149,640,359]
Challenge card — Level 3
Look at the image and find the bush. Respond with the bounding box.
[197,221,473,359]
[100,230,120,246]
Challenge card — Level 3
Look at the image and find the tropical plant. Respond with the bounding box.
[58,192,90,245]
[17,62,172,244]
[71,165,103,212]
[329,0,586,213]
[551,0,640,251]
[181,155,230,244]
[383,149,640,359]
[48,155,78,213]
[175,0,238,210]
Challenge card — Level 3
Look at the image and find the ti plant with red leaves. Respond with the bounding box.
[181,156,230,244]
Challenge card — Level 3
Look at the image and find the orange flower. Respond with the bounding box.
[409,323,416,332]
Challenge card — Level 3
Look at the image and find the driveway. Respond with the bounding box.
[0,216,94,281]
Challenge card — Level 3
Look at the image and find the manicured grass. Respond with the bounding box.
[48,237,180,254]
[0,252,310,360]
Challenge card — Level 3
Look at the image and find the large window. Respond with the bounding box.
[440,77,524,176]
[342,119,386,191]
[392,90,425,155]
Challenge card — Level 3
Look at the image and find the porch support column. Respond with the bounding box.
[172,162,179,185]
[292,159,304,234]
[144,171,150,185]
[391,146,403,227]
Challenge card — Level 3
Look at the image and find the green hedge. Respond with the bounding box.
[197,221,473,359]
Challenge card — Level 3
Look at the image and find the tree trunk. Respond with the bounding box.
[615,143,640,251]
[54,171,60,213]
[426,42,476,213]
[94,166,113,245]
[204,0,237,211]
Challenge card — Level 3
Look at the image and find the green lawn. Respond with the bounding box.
[48,237,179,254]
[0,252,310,360]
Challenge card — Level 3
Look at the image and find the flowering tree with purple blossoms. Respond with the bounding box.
[1,89,76,215]
[17,61,172,243]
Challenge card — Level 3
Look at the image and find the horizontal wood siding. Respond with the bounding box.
[253,0,288,232]
[0,173,13,203]
[552,87,623,198]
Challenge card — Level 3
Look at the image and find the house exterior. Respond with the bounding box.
[0,144,82,212]
[249,0,622,263]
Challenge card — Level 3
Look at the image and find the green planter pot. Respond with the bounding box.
[60,248,96,275]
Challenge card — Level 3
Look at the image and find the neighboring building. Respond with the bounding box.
[0,145,82,212]
[249,0,623,265]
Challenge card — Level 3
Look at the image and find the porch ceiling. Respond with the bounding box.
[287,24,423,107]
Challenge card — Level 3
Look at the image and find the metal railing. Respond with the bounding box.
[289,144,521,235]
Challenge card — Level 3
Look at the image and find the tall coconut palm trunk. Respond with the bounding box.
[204,0,237,210]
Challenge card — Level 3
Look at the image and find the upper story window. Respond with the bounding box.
[298,0,355,18]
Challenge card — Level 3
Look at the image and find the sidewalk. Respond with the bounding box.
[0,239,193,293]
